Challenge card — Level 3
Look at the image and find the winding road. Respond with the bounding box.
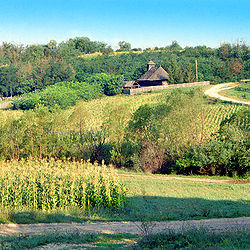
[204,82,250,105]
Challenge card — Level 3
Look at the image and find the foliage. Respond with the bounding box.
[1,40,249,98]
[126,89,205,172]
[75,73,125,96]
[175,109,249,177]
[0,161,126,211]
[118,41,131,51]
[13,80,103,110]
[0,86,248,177]
[13,72,124,110]
[0,64,19,97]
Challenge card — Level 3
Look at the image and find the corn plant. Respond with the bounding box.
[0,160,127,211]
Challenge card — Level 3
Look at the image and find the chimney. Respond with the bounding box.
[147,60,155,71]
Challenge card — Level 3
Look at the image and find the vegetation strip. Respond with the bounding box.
[119,174,250,184]
[0,217,249,236]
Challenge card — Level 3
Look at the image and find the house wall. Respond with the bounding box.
[122,81,210,95]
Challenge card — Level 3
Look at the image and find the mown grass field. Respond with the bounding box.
[120,172,250,221]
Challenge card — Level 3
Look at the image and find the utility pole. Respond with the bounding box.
[195,59,198,82]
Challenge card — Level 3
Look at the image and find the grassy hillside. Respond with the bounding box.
[0,86,245,136]
[64,86,244,136]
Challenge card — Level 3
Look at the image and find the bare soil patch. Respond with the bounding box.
[0,101,12,109]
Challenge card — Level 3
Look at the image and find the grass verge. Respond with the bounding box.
[136,229,250,249]
[0,229,249,249]
[0,233,138,249]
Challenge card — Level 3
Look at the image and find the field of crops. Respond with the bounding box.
[65,89,245,136]
[0,161,126,211]
[204,103,242,134]
[0,87,245,138]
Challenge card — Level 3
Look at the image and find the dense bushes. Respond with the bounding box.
[13,73,124,110]
[175,109,249,177]
[13,81,102,110]
[1,90,249,177]
[71,45,250,84]
[74,73,125,95]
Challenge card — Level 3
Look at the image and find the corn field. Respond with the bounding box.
[204,103,242,134]
[0,161,126,211]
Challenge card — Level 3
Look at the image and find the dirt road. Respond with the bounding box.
[204,83,250,105]
[0,101,12,109]
[0,217,249,236]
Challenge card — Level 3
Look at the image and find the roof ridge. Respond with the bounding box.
[137,65,169,81]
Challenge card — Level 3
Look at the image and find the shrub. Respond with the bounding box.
[81,73,125,95]
[13,81,103,110]
[174,109,250,177]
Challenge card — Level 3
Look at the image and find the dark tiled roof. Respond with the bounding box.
[137,66,169,81]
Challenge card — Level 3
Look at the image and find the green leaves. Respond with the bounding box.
[0,161,127,211]
[13,80,103,110]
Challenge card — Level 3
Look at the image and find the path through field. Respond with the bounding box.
[0,217,249,236]
[204,82,250,105]
[0,101,12,109]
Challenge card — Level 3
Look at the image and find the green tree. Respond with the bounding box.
[0,64,19,97]
[118,41,131,51]
[166,40,182,51]
[184,62,194,82]
[48,40,57,50]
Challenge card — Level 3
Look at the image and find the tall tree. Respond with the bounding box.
[118,41,131,51]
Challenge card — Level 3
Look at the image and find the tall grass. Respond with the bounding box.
[0,161,126,211]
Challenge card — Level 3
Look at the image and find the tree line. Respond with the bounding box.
[0,37,249,98]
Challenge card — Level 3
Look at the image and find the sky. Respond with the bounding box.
[0,0,249,49]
